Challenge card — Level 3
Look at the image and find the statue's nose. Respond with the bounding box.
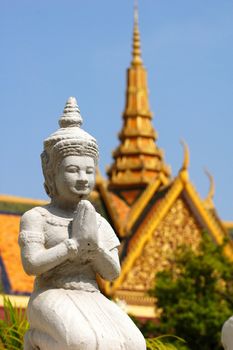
[77,171,88,183]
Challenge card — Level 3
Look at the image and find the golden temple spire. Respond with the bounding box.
[132,0,142,66]
[107,3,170,190]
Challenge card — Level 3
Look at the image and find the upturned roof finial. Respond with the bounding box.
[180,139,190,171]
[203,168,215,209]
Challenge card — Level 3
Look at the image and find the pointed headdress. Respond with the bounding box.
[41,97,99,197]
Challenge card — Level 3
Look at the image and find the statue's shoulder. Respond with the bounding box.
[96,213,120,250]
[95,212,108,229]
[19,207,47,246]
[20,206,47,229]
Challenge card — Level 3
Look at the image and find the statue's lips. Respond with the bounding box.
[75,184,89,190]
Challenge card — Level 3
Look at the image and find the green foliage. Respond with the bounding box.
[145,233,233,350]
[146,335,188,349]
[0,296,29,350]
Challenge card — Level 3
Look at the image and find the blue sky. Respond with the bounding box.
[1,0,233,220]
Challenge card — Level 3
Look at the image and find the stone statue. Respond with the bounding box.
[222,316,233,350]
[19,97,146,350]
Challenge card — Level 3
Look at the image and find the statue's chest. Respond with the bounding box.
[43,217,73,248]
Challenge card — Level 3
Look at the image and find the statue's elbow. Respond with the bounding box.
[108,265,121,281]
[22,257,40,276]
[23,264,35,276]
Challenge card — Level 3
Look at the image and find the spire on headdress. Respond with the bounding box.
[131,0,142,66]
[43,97,98,165]
[59,96,83,128]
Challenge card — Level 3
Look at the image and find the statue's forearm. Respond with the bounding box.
[21,239,78,276]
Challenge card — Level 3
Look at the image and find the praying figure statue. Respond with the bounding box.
[19,97,146,350]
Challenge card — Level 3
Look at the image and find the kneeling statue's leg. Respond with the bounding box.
[24,330,36,350]
[24,329,63,350]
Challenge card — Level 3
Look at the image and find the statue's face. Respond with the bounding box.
[54,155,95,202]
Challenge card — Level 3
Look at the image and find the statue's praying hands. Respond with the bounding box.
[72,200,99,253]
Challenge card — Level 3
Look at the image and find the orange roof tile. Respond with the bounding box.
[108,192,130,223]
[119,190,141,205]
[0,214,34,293]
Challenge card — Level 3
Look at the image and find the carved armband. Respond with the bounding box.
[18,230,45,247]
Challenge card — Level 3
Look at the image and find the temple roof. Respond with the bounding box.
[101,167,233,313]
[1,170,232,317]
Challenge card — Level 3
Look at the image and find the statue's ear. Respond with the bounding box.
[46,170,57,198]
[44,182,51,197]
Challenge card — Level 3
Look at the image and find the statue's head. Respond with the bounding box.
[41,97,99,201]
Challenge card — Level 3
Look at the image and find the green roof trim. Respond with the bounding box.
[0,195,110,220]
[0,201,38,215]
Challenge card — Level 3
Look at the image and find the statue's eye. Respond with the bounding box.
[86,167,94,174]
[66,166,78,173]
